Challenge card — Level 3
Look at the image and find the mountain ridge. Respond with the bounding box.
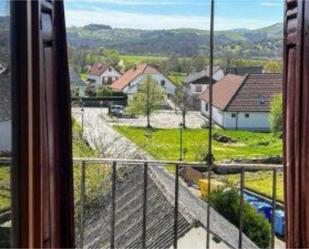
[67,23,283,58]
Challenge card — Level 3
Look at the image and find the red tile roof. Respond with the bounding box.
[89,63,111,76]
[199,74,282,112]
[110,64,160,91]
[199,74,245,110]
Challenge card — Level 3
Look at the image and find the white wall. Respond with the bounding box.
[200,100,271,131]
[213,69,225,81]
[200,100,224,125]
[0,121,11,152]
[223,112,270,131]
[101,67,122,86]
[189,84,208,95]
[88,74,100,87]
[125,73,176,95]
[88,67,122,88]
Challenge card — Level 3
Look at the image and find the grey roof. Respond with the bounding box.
[0,71,11,122]
[81,166,192,249]
[184,66,221,84]
[226,67,263,76]
[70,67,86,87]
[80,162,258,249]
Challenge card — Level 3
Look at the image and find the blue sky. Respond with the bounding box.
[64,0,284,30]
[0,1,284,30]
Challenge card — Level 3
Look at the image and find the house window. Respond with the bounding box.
[258,95,266,105]
[205,103,209,112]
[231,113,236,118]
[195,85,203,92]
[161,80,166,87]
[245,113,250,118]
[108,67,112,72]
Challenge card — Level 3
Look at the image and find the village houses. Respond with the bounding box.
[87,63,122,88]
[110,64,176,100]
[199,73,282,131]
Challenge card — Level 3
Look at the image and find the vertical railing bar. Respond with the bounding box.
[173,164,180,249]
[80,161,86,249]
[111,161,117,249]
[271,169,277,249]
[142,162,148,249]
[238,167,245,249]
[206,164,211,249]
[206,0,215,247]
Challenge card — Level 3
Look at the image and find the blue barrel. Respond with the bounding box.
[274,210,285,236]
[244,193,258,203]
[250,201,272,221]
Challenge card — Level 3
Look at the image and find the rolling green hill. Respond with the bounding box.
[67,23,283,59]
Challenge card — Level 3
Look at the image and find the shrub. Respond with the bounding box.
[209,187,271,248]
[269,94,283,134]
[97,87,112,97]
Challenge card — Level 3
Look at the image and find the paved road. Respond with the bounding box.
[100,108,208,129]
[73,108,144,159]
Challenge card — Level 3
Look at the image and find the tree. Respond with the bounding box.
[192,55,207,72]
[269,94,283,134]
[219,47,235,73]
[97,87,112,97]
[127,75,166,128]
[174,84,194,128]
[264,61,283,73]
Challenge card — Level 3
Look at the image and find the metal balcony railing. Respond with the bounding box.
[0,158,283,249]
[74,158,283,249]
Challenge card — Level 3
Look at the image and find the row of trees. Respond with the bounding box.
[69,45,283,77]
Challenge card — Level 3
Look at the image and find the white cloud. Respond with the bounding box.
[65,9,278,30]
[260,2,282,7]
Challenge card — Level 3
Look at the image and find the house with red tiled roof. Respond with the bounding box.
[110,64,176,99]
[199,73,282,131]
[87,63,122,88]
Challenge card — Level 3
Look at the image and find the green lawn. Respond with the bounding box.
[120,54,168,64]
[115,126,284,201]
[0,166,10,211]
[79,72,88,81]
[226,171,284,202]
[115,127,283,162]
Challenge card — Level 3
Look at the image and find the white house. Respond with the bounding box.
[0,71,11,152]
[110,64,176,100]
[70,67,87,97]
[184,66,225,109]
[184,66,225,95]
[87,63,122,88]
[199,73,282,131]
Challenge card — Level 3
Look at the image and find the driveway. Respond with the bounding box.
[101,109,208,129]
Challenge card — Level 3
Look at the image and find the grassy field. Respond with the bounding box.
[120,54,168,64]
[225,171,284,202]
[115,126,283,201]
[115,127,283,162]
[0,166,10,211]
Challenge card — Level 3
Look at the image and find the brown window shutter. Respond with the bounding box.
[284,0,309,247]
[11,1,75,248]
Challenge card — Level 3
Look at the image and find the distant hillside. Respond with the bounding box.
[67,23,283,59]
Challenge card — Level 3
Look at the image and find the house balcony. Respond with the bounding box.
[0,158,283,249]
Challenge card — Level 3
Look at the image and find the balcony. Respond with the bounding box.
[0,157,283,249]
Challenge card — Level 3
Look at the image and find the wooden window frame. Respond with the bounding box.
[10,1,75,247]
